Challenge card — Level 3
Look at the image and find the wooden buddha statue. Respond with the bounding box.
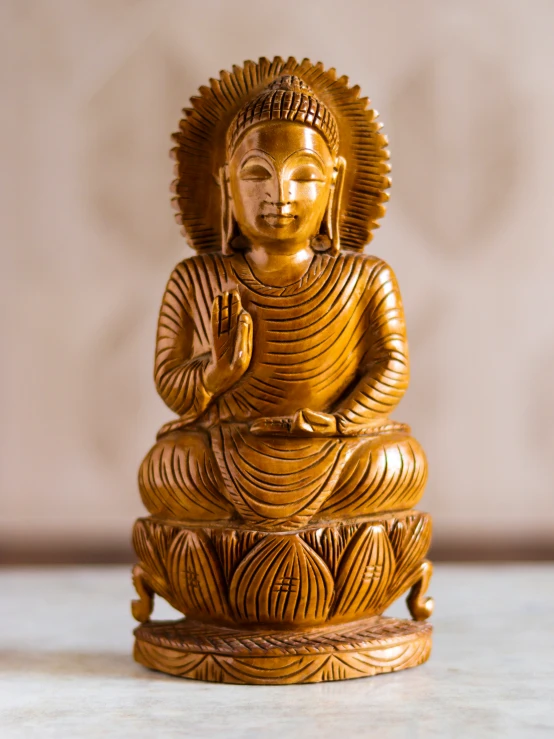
[131,58,433,684]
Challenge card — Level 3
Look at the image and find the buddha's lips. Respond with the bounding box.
[261,213,297,227]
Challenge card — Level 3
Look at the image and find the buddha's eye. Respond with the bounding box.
[290,165,325,182]
[240,164,272,181]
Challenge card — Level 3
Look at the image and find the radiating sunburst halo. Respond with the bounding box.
[171,56,391,254]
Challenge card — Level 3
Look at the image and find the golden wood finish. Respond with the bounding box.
[132,512,432,627]
[134,617,432,685]
[132,57,433,683]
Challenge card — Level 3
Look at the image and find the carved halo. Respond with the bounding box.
[171,56,391,253]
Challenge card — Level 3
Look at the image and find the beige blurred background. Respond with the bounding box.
[1,0,553,563]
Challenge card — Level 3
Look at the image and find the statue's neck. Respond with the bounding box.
[243,242,315,286]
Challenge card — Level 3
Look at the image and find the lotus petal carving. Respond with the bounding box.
[229,535,334,625]
[332,523,395,619]
[167,529,230,620]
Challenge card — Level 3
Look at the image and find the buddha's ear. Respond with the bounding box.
[329,156,346,255]
[219,164,246,254]
[315,156,346,256]
[219,164,238,255]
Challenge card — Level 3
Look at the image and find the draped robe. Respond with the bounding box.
[139,251,427,530]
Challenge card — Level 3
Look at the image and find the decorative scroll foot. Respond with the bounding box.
[406,559,434,621]
[131,564,154,623]
[134,616,432,685]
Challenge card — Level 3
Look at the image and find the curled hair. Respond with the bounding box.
[227,75,339,155]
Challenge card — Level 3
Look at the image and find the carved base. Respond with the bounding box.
[132,511,433,628]
[134,616,432,684]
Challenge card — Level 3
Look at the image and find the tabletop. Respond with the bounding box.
[1,564,553,738]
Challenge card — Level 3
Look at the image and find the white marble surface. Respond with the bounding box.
[0,565,553,738]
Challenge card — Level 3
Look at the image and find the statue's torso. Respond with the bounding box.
[180,251,384,423]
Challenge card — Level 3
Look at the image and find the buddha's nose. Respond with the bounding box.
[266,176,291,207]
[266,198,292,211]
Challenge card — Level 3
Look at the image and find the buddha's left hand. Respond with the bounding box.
[250,409,338,437]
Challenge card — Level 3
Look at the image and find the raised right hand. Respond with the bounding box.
[203,289,253,395]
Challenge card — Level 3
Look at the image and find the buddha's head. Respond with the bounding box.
[222,76,345,254]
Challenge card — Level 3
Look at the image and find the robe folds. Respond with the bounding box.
[139,251,427,529]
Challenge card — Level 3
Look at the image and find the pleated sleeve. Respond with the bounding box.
[154,261,213,421]
[335,260,410,433]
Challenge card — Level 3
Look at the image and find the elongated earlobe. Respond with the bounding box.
[219,164,246,254]
[312,156,346,255]
[219,165,232,254]
[327,156,346,255]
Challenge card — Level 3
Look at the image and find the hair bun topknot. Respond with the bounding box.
[267,75,313,94]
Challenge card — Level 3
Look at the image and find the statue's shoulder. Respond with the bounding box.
[176,251,229,270]
[170,251,233,285]
[337,251,393,278]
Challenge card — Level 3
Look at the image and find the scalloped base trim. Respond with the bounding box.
[134,615,432,684]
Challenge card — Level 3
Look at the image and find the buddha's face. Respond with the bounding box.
[228,121,335,248]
